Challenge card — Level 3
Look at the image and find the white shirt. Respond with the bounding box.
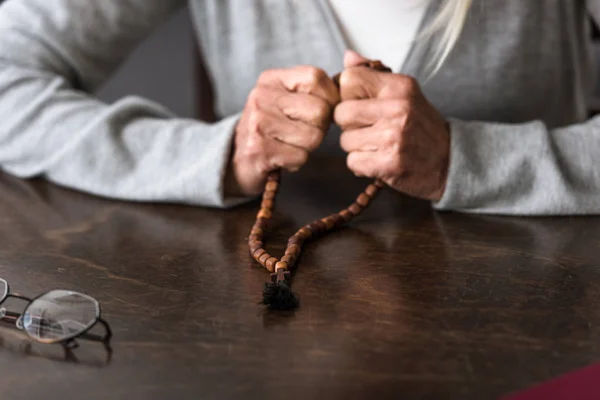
[327,0,430,72]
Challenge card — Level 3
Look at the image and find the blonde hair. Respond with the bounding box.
[421,0,473,77]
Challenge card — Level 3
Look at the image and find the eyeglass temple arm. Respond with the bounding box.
[78,317,112,344]
[1,310,21,324]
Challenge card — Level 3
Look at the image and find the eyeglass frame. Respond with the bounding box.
[0,278,112,349]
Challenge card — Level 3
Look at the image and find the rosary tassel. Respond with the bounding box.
[248,170,385,311]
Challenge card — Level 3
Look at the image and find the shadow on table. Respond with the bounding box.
[0,329,113,368]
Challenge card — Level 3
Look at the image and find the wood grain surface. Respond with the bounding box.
[0,154,598,400]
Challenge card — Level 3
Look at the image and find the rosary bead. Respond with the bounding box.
[288,236,303,246]
[266,257,278,271]
[264,191,275,200]
[275,261,288,271]
[266,181,278,192]
[314,220,326,233]
[286,244,300,255]
[375,180,385,189]
[261,199,274,209]
[256,217,268,227]
[281,254,295,265]
[365,184,379,197]
[250,227,263,236]
[357,193,370,207]
[257,209,272,219]
[248,239,263,250]
[339,210,352,222]
[322,217,335,230]
[259,252,271,265]
[307,222,320,234]
[249,243,262,254]
[253,248,267,260]
[298,227,312,239]
[348,203,362,216]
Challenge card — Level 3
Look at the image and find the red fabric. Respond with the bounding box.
[502,363,600,399]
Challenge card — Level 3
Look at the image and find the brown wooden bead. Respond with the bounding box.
[281,255,295,265]
[265,257,278,272]
[264,191,275,200]
[287,236,303,246]
[253,248,267,260]
[265,181,278,192]
[365,184,379,197]
[307,222,320,234]
[275,261,288,271]
[256,217,268,227]
[375,180,385,189]
[249,239,263,248]
[339,210,352,222]
[259,253,271,264]
[348,203,362,216]
[257,209,272,219]
[357,193,370,207]
[333,215,346,228]
[286,244,300,255]
[249,244,262,254]
[311,223,323,234]
[261,199,273,209]
[314,220,326,232]
[321,217,335,230]
[298,227,312,239]
[250,227,263,236]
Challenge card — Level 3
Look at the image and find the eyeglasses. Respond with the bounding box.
[0,278,112,349]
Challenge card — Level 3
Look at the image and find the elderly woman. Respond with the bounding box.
[0,0,598,215]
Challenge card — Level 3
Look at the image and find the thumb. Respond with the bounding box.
[343,50,369,69]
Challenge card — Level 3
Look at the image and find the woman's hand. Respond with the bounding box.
[334,51,450,202]
[227,66,340,196]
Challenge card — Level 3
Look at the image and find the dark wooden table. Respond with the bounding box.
[0,154,598,400]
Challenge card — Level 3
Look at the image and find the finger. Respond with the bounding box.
[335,98,409,130]
[343,50,369,69]
[339,69,419,102]
[264,140,309,173]
[346,151,381,178]
[275,90,332,130]
[258,66,340,107]
[257,109,325,152]
[340,124,397,153]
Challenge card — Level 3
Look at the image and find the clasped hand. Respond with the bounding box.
[229,51,450,202]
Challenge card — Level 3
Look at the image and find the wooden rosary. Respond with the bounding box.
[248,60,392,311]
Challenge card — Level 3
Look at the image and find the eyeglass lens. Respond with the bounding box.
[22,290,99,342]
[0,279,6,303]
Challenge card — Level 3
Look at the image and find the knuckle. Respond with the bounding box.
[346,153,357,171]
[298,150,309,165]
[388,99,408,118]
[245,132,264,158]
[339,68,360,88]
[302,66,327,86]
[247,108,269,136]
[315,102,331,123]
[383,127,400,147]
[257,69,277,85]
[306,128,325,150]
[247,87,263,108]
[286,151,309,172]
[399,76,419,97]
